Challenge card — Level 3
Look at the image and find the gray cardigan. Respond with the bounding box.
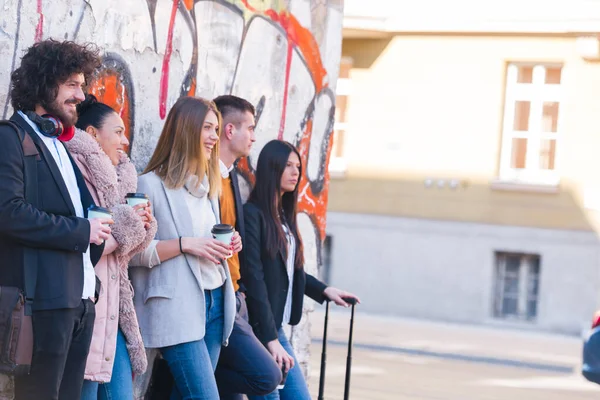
[129,172,236,348]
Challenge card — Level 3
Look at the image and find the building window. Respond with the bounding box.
[493,252,540,321]
[329,57,353,175]
[499,64,562,186]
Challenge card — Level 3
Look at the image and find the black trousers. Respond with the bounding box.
[14,299,96,400]
[216,292,282,400]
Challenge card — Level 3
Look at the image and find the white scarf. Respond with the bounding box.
[184,174,209,198]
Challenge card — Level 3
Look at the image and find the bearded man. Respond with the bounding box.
[0,39,112,399]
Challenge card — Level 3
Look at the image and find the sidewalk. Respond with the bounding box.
[309,308,583,371]
[306,309,598,400]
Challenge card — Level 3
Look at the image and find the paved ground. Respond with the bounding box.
[306,309,600,400]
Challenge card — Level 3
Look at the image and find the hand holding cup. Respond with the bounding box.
[87,205,113,245]
[180,237,231,264]
[126,193,152,229]
[211,224,235,258]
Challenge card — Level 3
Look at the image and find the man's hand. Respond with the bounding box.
[267,339,294,372]
[89,218,112,245]
[231,231,242,254]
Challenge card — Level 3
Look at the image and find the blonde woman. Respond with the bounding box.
[130,96,238,399]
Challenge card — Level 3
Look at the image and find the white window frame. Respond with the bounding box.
[329,58,353,177]
[330,81,351,176]
[498,63,562,186]
[493,252,540,322]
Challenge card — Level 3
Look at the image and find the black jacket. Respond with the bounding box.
[0,113,103,311]
[241,202,327,344]
[229,167,247,291]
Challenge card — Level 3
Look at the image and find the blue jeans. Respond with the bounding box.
[81,329,134,400]
[161,287,224,400]
[216,292,281,399]
[248,327,311,400]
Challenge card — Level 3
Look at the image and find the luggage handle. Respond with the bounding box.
[317,301,330,400]
[341,296,357,306]
[318,296,358,400]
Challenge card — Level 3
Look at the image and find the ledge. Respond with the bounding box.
[490,179,560,194]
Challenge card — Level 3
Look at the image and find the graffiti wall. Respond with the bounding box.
[0,0,343,395]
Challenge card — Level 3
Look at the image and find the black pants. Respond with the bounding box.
[14,299,96,400]
[216,292,282,400]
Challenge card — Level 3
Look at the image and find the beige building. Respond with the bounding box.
[324,0,600,334]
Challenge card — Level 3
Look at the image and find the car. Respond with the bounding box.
[582,311,600,384]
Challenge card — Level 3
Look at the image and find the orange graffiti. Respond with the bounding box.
[85,2,337,245]
[187,73,197,97]
[240,0,258,13]
[89,72,132,154]
[265,11,327,89]
[237,6,333,240]
[270,11,330,239]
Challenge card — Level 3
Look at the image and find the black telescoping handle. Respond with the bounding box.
[342,296,358,306]
[343,297,357,400]
[319,296,358,400]
[317,300,330,400]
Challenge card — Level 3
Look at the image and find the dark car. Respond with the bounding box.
[582,311,600,384]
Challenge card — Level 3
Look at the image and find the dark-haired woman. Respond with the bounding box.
[242,140,360,400]
[66,95,157,400]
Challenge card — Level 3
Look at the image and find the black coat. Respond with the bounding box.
[241,202,327,344]
[229,167,247,290]
[0,112,103,311]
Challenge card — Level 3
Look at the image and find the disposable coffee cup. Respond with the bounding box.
[125,192,149,207]
[211,224,234,258]
[277,365,289,390]
[87,205,112,226]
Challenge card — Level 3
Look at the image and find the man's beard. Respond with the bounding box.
[43,98,78,127]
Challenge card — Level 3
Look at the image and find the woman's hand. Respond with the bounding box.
[181,237,231,264]
[267,339,294,372]
[231,231,242,254]
[133,201,153,230]
[323,287,361,308]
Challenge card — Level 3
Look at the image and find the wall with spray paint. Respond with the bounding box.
[0,0,343,397]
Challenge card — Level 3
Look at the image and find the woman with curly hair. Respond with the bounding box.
[65,95,157,400]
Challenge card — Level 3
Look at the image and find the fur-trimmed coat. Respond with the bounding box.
[66,128,156,382]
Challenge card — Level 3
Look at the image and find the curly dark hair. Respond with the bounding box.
[10,39,101,111]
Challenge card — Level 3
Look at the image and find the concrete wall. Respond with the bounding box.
[326,211,600,335]
[0,0,344,397]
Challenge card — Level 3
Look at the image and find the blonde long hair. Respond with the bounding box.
[143,96,222,198]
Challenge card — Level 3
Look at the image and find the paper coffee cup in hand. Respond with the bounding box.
[87,205,112,226]
[87,205,112,243]
[211,224,234,258]
[125,192,149,207]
